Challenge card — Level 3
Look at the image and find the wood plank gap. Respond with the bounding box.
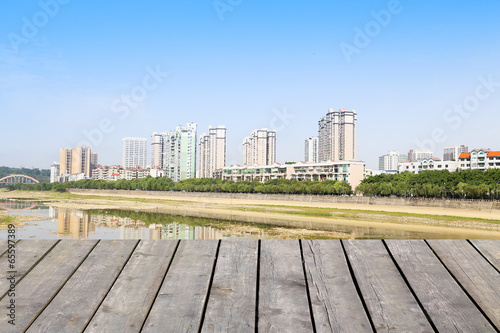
[79,239,141,333]
[381,240,439,333]
[339,240,376,333]
[467,240,500,274]
[138,239,181,332]
[22,240,101,333]
[424,240,499,332]
[0,239,21,258]
[255,240,260,333]
[298,239,317,333]
[0,240,61,302]
[197,240,221,333]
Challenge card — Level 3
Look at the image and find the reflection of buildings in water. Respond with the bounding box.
[149,223,223,240]
[63,213,225,240]
[48,207,57,218]
[120,225,149,240]
[194,226,224,240]
[57,210,95,238]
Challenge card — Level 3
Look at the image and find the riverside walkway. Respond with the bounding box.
[0,239,499,332]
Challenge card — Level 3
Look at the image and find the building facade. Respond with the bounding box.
[443,145,468,161]
[318,108,357,162]
[50,163,60,183]
[59,146,98,179]
[398,158,460,174]
[198,125,227,178]
[242,128,276,166]
[122,137,148,169]
[408,149,433,161]
[150,123,197,182]
[151,132,164,169]
[458,149,500,170]
[92,165,165,181]
[222,160,365,189]
[378,150,408,171]
[304,137,319,163]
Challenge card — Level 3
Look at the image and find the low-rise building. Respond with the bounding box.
[398,157,461,174]
[222,160,366,189]
[458,149,500,170]
[92,166,165,181]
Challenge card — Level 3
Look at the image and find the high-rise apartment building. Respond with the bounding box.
[304,137,318,163]
[378,150,408,171]
[198,125,227,178]
[318,108,357,162]
[151,132,164,169]
[122,137,148,169]
[150,123,197,181]
[50,163,60,183]
[59,146,97,178]
[443,145,468,161]
[242,128,276,166]
[408,149,433,161]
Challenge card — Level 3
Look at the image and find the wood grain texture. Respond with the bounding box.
[142,240,218,332]
[258,240,313,332]
[202,239,258,332]
[344,240,432,332]
[27,240,138,333]
[302,239,372,333]
[0,240,58,299]
[386,240,496,332]
[470,239,500,271]
[85,240,178,333]
[426,240,500,330]
[0,240,98,333]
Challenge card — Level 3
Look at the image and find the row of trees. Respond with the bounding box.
[9,177,353,196]
[356,169,500,199]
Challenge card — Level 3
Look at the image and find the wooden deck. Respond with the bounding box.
[0,239,499,332]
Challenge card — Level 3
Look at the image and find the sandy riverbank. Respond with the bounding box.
[1,190,500,238]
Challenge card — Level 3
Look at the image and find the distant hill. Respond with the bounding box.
[0,166,51,183]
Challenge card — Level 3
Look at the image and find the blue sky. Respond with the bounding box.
[1,0,499,170]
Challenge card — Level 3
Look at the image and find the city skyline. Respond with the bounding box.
[1,2,500,170]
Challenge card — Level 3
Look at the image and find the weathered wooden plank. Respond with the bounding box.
[427,240,500,329]
[0,240,98,332]
[202,239,258,332]
[258,240,313,332]
[27,240,138,332]
[302,240,372,332]
[0,239,21,259]
[0,240,58,300]
[344,240,432,332]
[142,240,219,332]
[470,240,500,271]
[85,240,178,333]
[386,240,496,332]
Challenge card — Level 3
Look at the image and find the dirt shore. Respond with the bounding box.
[1,190,500,238]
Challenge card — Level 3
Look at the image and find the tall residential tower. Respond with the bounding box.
[122,137,148,169]
[150,123,197,181]
[318,108,357,162]
[59,146,98,178]
[198,125,227,178]
[242,128,276,166]
[304,137,318,163]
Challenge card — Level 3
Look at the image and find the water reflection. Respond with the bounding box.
[56,209,225,240]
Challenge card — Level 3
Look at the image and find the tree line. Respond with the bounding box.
[356,169,500,199]
[9,177,353,195]
[0,166,50,183]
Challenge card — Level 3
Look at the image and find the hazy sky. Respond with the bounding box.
[1,1,499,170]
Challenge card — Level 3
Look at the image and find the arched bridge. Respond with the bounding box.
[0,174,40,185]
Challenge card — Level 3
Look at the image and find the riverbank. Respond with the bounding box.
[1,190,500,238]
